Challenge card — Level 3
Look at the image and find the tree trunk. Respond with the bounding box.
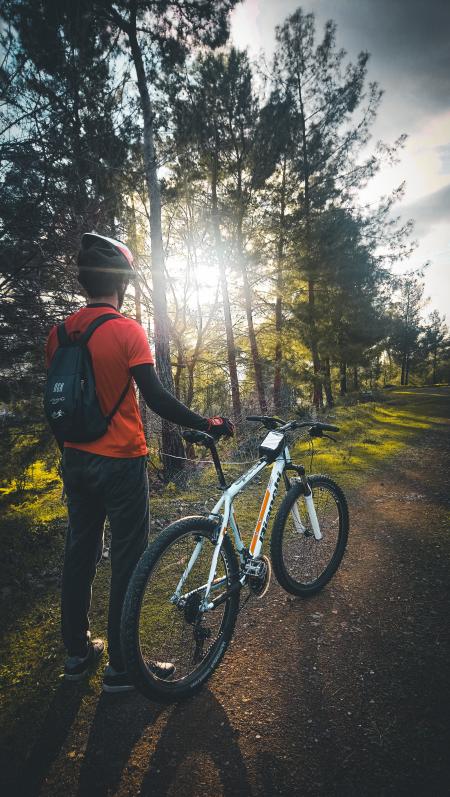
[134,270,150,443]
[352,365,359,391]
[405,355,411,385]
[186,361,195,408]
[174,345,183,400]
[236,213,267,412]
[309,280,323,408]
[211,156,242,422]
[131,199,149,445]
[323,357,334,407]
[274,155,287,414]
[296,64,322,409]
[129,25,184,478]
[340,361,347,396]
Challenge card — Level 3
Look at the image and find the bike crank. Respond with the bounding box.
[247,554,272,599]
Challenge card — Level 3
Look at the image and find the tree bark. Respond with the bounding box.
[130,197,150,444]
[323,357,334,407]
[340,361,347,396]
[128,20,184,478]
[405,355,411,385]
[236,213,267,412]
[274,155,287,413]
[134,267,150,443]
[352,365,359,391]
[174,346,183,400]
[211,155,242,422]
[186,361,195,408]
[296,63,323,409]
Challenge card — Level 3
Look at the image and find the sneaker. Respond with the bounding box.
[64,638,105,681]
[102,664,135,694]
[147,660,176,680]
[102,660,176,693]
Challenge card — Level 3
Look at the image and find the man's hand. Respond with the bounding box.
[206,416,235,439]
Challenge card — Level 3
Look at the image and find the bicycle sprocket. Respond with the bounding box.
[247,554,272,599]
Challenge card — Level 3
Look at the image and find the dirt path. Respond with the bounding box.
[3,388,450,796]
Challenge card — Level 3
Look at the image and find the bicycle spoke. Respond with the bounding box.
[281,485,341,585]
[137,531,231,682]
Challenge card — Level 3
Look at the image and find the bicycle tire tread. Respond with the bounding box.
[120,516,240,702]
[270,474,349,596]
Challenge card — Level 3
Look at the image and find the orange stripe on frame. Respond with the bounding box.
[249,489,271,554]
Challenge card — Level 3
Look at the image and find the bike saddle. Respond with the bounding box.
[182,430,215,447]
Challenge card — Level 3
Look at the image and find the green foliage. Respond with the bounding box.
[1,1,443,483]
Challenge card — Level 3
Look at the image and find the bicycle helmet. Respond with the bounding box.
[77,232,134,275]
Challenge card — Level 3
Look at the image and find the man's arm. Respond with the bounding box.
[130,363,209,431]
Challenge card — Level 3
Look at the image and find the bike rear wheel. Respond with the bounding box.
[121,516,239,701]
[271,475,349,596]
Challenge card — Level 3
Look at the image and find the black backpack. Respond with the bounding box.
[44,313,131,444]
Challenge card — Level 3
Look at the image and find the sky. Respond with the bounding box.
[230,0,450,320]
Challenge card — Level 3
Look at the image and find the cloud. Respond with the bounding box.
[232,0,450,136]
[306,0,450,122]
[436,144,450,176]
[402,183,450,236]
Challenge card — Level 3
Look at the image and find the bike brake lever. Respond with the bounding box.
[323,433,337,443]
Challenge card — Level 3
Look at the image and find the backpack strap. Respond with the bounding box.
[106,376,132,423]
[78,313,121,345]
[57,323,71,346]
[82,313,131,423]
[56,313,120,347]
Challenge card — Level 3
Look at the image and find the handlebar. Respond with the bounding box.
[246,415,285,429]
[246,415,339,435]
[183,417,339,489]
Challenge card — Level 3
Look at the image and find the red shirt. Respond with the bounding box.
[45,304,154,458]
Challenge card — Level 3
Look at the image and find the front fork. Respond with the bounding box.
[285,465,323,541]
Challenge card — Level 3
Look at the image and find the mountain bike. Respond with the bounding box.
[120,415,349,701]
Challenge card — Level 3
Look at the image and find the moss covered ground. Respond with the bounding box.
[0,386,448,794]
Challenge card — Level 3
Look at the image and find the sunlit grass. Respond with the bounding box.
[0,386,448,765]
[295,387,450,490]
[0,460,65,527]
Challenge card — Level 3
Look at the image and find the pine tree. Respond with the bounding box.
[94,0,240,466]
[0,0,134,475]
[270,8,385,406]
[389,272,426,385]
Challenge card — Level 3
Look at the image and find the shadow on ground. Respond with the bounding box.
[139,689,251,797]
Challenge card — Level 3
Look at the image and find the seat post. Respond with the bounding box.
[209,442,228,489]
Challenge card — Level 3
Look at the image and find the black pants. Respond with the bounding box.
[61,448,149,670]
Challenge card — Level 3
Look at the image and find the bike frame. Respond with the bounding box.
[172,443,324,611]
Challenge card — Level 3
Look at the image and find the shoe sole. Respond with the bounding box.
[64,670,90,682]
[102,683,135,693]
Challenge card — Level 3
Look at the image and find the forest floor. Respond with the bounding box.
[1,386,449,797]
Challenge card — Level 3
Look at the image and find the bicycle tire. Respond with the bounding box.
[270,475,349,596]
[120,516,240,702]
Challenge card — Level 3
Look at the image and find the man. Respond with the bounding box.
[45,232,233,692]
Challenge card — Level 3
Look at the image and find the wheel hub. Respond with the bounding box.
[183,591,202,624]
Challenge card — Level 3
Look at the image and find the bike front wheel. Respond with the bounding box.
[271,475,349,596]
[120,516,240,701]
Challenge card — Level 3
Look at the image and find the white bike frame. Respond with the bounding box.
[172,444,323,611]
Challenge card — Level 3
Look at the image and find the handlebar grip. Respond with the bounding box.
[246,416,265,422]
[320,423,339,432]
[182,430,215,446]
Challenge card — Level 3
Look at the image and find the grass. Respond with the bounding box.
[0,386,448,785]
[294,386,450,491]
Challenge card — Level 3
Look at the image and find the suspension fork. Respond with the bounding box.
[285,464,323,540]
